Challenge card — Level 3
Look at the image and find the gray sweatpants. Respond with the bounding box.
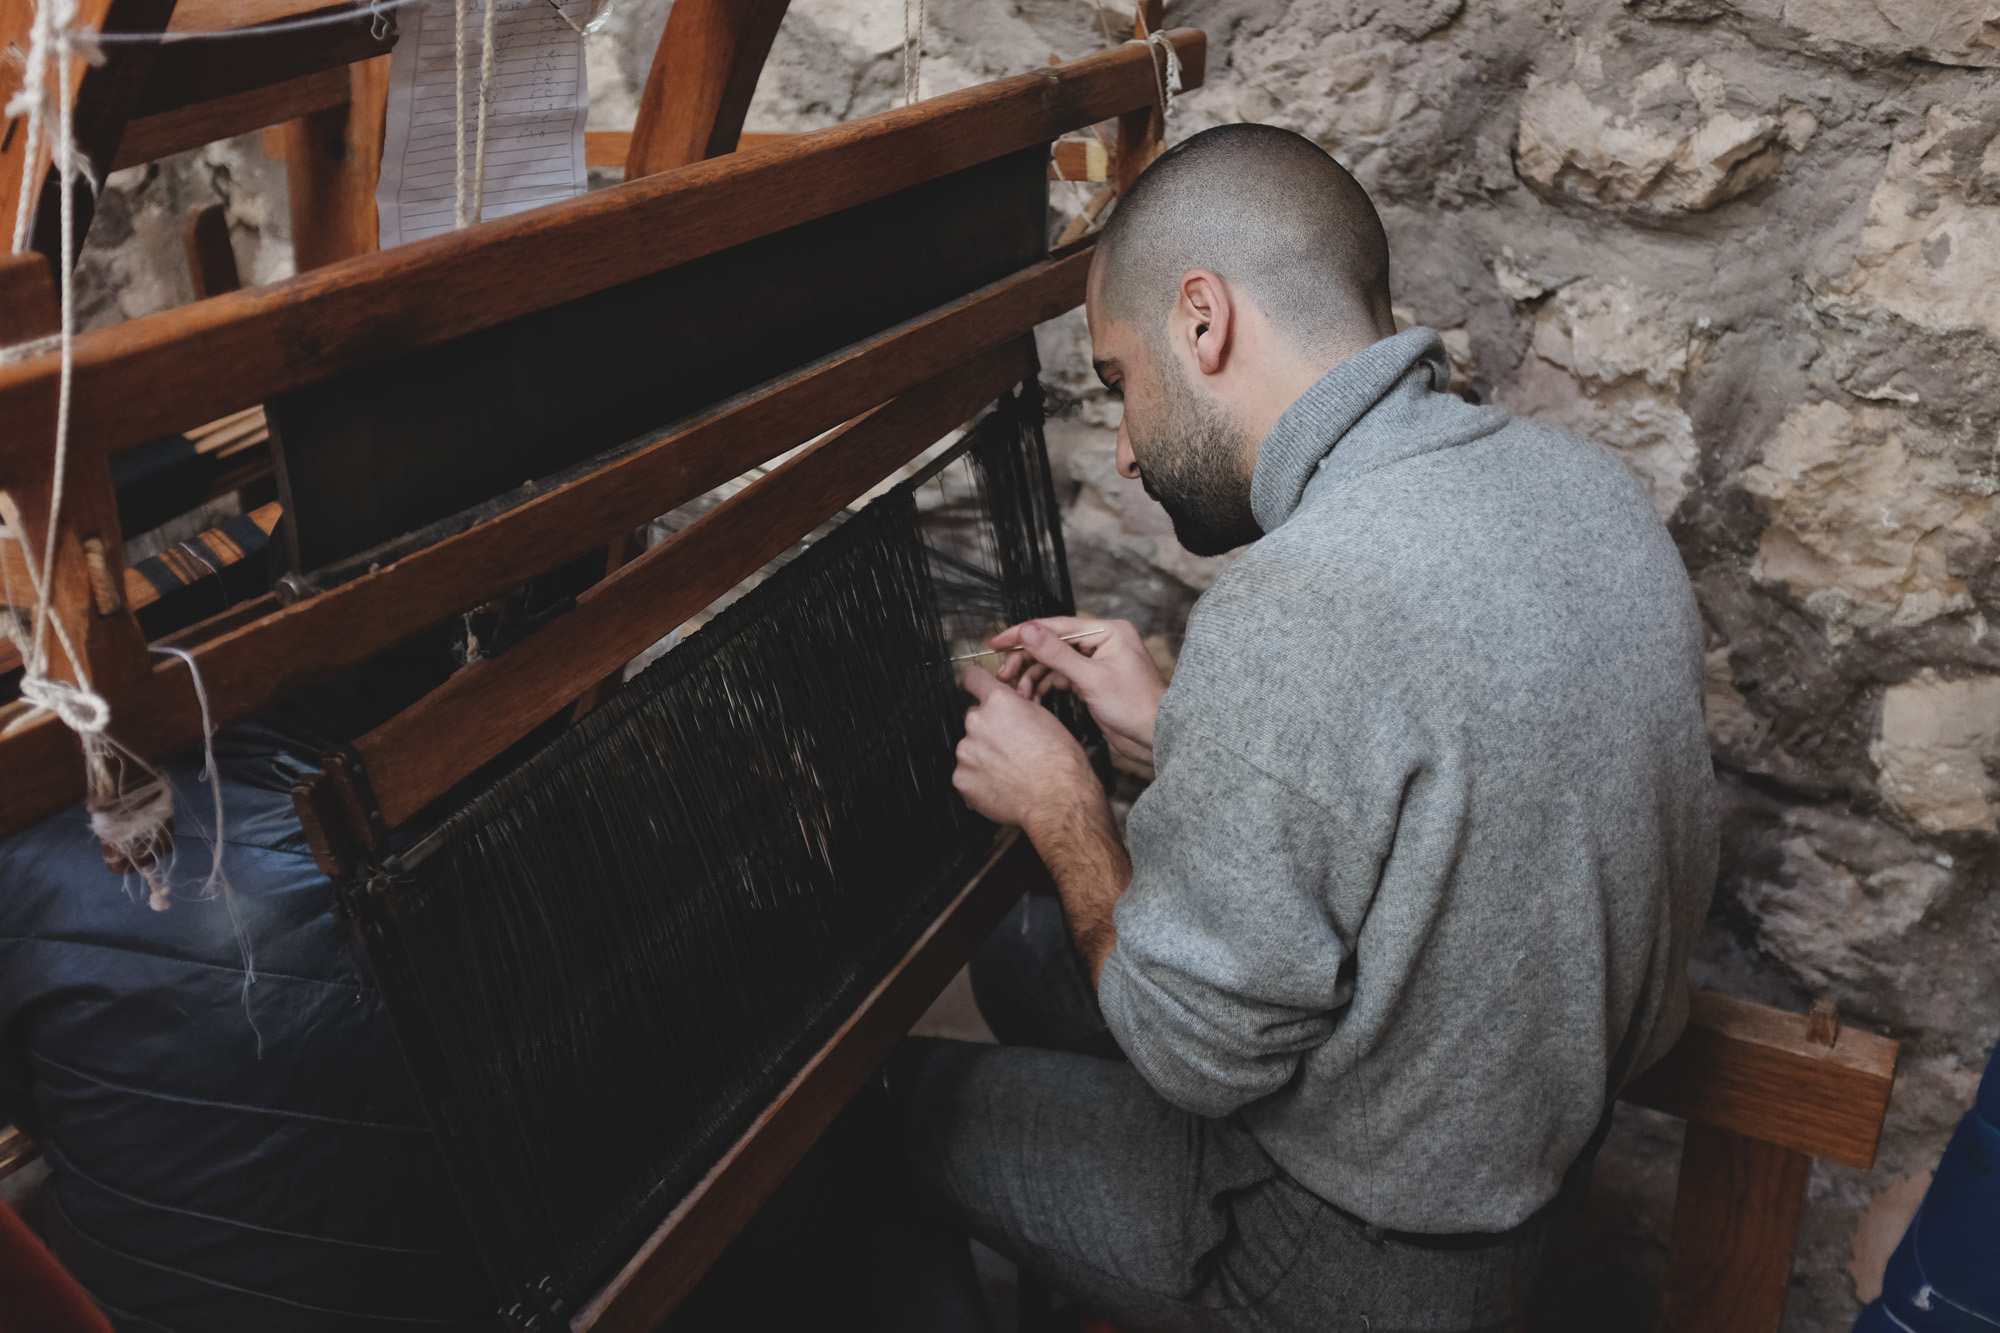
[892,891,1569,1333]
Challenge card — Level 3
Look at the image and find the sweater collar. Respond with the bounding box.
[1248,328,1452,534]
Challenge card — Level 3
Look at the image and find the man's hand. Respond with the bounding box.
[991,617,1167,772]
[953,666,1132,981]
[953,666,1099,833]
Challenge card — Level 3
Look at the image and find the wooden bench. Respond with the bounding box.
[0,982,1896,1333]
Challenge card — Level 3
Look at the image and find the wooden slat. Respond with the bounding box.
[0,254,61,345]
[623,0,791,177]
[573,830,1049,1333]
[1654,1123,1811,1333]
[166,0,342,31]
[1052,136,1109,181]
[182,202,242,297]
[0,1122,37,1181]
[0,249,1090,837]
[134,2,392,119]
[584,129,785,167]
[0,31,1204,479]
[113,65,350,167]
[355,337,1036,829]
[1622,989,1897,1170]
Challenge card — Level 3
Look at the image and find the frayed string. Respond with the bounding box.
[153,644,260,1055]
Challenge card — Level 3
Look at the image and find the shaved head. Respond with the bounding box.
[1093,123,1394,353]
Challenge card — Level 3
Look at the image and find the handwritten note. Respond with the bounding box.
[376,0,589,248]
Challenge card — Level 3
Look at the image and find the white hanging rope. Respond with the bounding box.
[1141,28,1181,119]
[452,0,469,226]
[472,0,497,224]
[902,0,923,105]
[451,0,502,228]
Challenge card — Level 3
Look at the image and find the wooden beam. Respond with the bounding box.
[133,0,393,120]
[1114,1,1167,194]
[282,55,388,269]
[182,202,242,297]
[0,30,1204,478]
[623,0,791,178]
[0,259,151,709]
[573,830,1049,1333]
[0,254,61,345]
[1654,1123,1811,1333]
[584,129,786,168]
[1622,989,1897,1170]
[1052,137,1109,182]
[0,249,1091,837]
[114,65,351,168]
[352,336,1036,830]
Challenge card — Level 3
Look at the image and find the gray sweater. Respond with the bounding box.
[1095,328,1717,1235]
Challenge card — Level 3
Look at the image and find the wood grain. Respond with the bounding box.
[0,31,1203,479]
[584,129,785,167]
[281,55,388,269]
[0,254,61,345]
[355,337,1036,828]
[115,65,350,167]
[0,249,1090,837]
[573,830,1050,1333]
[624,0,791,177]
[1622,989,1897,1170]
[1654,1123,1811,1333]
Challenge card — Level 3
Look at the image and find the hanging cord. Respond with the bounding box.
[902,0,923,105]
[154,643,259,1048]
[1140,28,1181,119]
[5,0,184,899]
[453,0,469,226]
[452,0,500,227]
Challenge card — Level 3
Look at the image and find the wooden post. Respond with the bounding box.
[182,201,241,297]
[623,0,792,177]
[281,54,390,269]
[0,0,179,269]
[1656,1123,1812,1333]
[1113,0,1167,194]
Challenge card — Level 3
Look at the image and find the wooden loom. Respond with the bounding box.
[0,4,1898,1331]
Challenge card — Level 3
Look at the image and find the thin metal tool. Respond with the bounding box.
[950,628,1108,662]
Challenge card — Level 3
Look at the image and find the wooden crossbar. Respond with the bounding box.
[0,251,1090,836]
[574,830,1047,1333]
[343,337,1037,833]
[1623,989,1896,1171]
[0,31,1203,477]
[1612,989,1898,1333]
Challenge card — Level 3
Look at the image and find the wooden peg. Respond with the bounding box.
[1806,999,1839,1049]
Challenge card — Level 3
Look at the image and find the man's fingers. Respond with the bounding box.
[959,664,1004,702]
[1015,621,1100,683]
[990,615,1110,651]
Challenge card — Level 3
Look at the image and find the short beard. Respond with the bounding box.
[1131,355,1263,557]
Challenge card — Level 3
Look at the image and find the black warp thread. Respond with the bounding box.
[343,387,1083,1322]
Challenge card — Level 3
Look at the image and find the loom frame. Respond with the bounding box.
[0,30,1208,838]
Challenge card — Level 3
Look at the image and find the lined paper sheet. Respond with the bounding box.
[376,0,589,248]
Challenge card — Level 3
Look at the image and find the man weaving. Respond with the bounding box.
[897,123,1717,1330]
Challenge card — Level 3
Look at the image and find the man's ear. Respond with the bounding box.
[1178,270,1233,377]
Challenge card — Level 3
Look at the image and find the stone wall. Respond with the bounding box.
[68,0,2000,1327]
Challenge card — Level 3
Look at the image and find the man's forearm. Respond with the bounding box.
[1024,786,1132,985]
